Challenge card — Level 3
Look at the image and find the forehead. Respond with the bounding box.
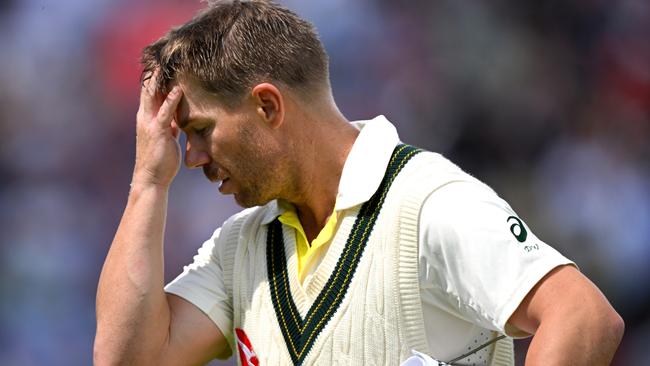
[178,77,210,108]
[174,75,255,129]
[176,76,252,124]
[175,78,221,126]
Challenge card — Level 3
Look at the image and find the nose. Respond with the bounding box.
[184,139,210,168]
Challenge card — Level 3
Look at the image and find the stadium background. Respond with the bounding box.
[0,0,648,364]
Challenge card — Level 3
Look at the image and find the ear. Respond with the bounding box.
[251,83,284,129]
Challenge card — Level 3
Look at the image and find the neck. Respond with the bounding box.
[286,110,358,242]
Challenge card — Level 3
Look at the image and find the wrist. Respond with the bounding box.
[130,169,175,191]
[129,179,172,195]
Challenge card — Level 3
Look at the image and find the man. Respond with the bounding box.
[94,1,624,365]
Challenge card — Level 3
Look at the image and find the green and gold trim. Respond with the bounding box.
[266,144,423,365]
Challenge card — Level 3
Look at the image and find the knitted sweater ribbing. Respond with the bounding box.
[219,151,514,365]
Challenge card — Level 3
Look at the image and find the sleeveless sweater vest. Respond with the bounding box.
[219,145,514,365]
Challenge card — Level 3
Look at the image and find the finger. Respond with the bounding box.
[170,120,180,140]
[139,69,160,116]
[156,86,183,127]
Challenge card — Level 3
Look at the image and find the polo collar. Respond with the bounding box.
[260,199,294,225]
[260,115,400,224]
[335,115,400,210]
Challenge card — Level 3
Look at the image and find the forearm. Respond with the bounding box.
[507,265,624,365]
[95,183,172,364]
[524,293,624,365]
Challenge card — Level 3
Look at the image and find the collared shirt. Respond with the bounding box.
[166,115,573,363]
[274,116,401,284]
[277,203,340,283]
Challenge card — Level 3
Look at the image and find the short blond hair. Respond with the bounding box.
[141,0,330,107]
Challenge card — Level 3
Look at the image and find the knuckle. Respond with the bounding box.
[157,112,171,124]
[158,103,170,116]
[136,110,149,124]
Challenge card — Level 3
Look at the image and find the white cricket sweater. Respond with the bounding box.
[217,145,514,365]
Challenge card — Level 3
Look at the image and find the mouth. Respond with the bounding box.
[203,164,236,194]
[218,177,231,193]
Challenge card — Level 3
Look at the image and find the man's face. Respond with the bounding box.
[175,79,285,208]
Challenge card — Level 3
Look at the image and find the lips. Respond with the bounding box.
[218,178,231,193]
[202,163,236,195]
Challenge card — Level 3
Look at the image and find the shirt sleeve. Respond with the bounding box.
[165,226,233,342]
[418,180,575,337]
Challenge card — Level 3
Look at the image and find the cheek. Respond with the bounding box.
[206,131,235,158]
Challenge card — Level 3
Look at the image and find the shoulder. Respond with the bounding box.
[392,150,490,218]
[398,150,484,190]
[224,205,265,226]
[217,200,282,251]
[220,204,269,236]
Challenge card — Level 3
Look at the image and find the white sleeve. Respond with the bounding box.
[419,181,574,337]
[165,226,233,341]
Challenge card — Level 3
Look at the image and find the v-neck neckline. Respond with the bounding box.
[266,144,423,365]
[280,208,359,315]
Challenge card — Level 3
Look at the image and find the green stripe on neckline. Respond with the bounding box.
[266,144,422,365]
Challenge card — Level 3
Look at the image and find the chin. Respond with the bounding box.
[233,193,269,209]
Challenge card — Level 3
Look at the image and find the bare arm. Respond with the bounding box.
[508,265,624,365]
[94,78,229,365]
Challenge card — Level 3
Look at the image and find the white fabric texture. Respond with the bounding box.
[165,115,574,365]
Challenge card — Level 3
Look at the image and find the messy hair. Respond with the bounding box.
[141,0,330,107]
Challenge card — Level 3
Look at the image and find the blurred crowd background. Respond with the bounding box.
[0,0,648,364]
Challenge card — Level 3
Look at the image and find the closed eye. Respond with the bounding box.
[193,126,211,137]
